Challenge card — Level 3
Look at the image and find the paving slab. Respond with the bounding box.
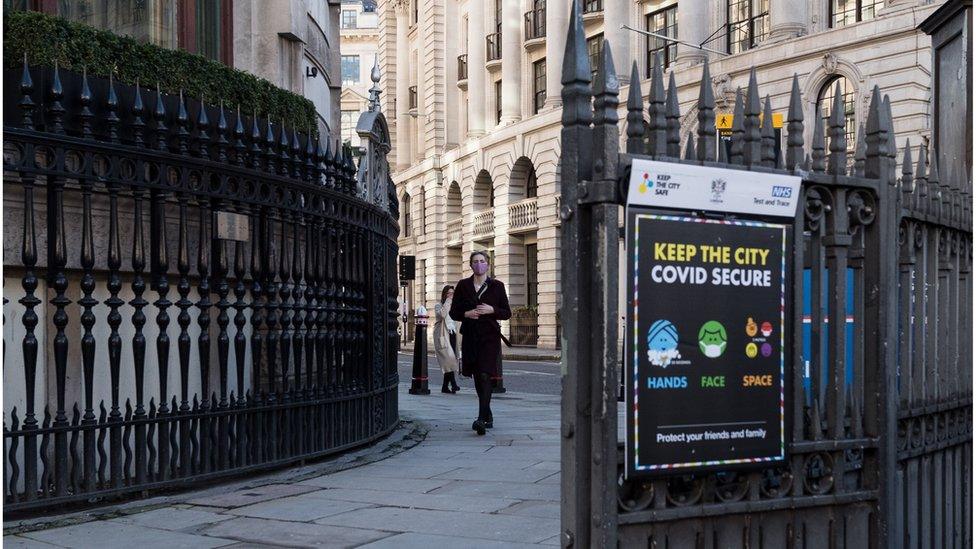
[20,521,235,549]
[496,500,561,519]
[297,474,452,493]
[309,487,518,513]
[199,517,390,548]
[2,535,63,548]
[358,532,548,549]
[186,483,320,509]
[315,506,559,544]
[108,506,234,532]
[429,480,560,502]
[224,493,373,522]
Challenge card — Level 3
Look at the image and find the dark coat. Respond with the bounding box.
[448,276,512,377]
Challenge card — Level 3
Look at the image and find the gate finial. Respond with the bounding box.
[626,62,645,154]
[592,40,619,186]
[760,95,775,168]
[883,95,898,184]
[684,136,696,161]
[19,53,35,130]
[561,0,592,128]
[827,81,847,175]
[928,145,942,219]
[914,143,928,215]
[786,74,804,171]
[648,53,666,156]
[900,139,914,198]
[729,88,744,165]
[811,104,826,173]
[696,59,716,161]
[865,86,887,181]
[853,123,866,177]
[665,72,681,158]
[743,68,762,166]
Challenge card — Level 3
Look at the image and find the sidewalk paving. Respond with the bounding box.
[4,382,563,548]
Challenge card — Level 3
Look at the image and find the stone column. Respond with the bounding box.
[467,1,487,136]
[675,0,708,67]
[769,0,807,42]
[500,0,522,124]
[545,0,568,109]
[395,0,412,169]
[603,0,631,79]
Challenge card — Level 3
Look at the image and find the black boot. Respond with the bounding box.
[484,414,493,429]
[441,374,452,394]
[472,418,486,435]
[449,372,460,393]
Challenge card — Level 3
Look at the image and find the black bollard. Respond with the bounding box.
[409,306,430,395]
[491,352,506,393]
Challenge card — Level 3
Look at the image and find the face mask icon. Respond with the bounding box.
[698,320,727,359]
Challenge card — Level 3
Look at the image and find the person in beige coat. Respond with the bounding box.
[434,285,461,393]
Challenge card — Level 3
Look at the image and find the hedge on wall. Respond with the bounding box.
[3,9,320,133]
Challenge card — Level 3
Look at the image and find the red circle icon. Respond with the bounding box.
[760,321,773,337]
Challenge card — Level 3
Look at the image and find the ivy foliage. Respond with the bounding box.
[3,9,319,132]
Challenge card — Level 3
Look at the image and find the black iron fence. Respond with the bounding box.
[525,8,546,41]
[557,0,971,545]
[2,62,401,514]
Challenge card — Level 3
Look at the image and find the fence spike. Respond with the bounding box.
[314,135,326,185]
[250,111,262,169]
[786,74,804,170]
[49,61,65,133]
[718,136,729,163]
[864,86,886,180]
[743,67,762,166]
[560,0,592,128]
[883,95,898,185]
[900,138,914,199]
[626,62,645,154]
[827,81,847,175]
[804,153,812,171]
[305,127,317,182]
[155,83,168,151]
[760,95,775,168]
[622,62,645,155]
[279,118,291,176]
[696,59,716,162]
[233,105,246,164]
[177,89,189,154]
[684,136,696,160]
[648,53,666,156]
[132,79,146,146]
[853,123,866,177]
[265,118,277,173]
[928,145,942,219]
[19,53,35,130]
[914,144,928,215]
[665,71,681,158]
[79,66,93,138]
[592,39,619,122]
[811,104,826,173]
[730,88,744,165]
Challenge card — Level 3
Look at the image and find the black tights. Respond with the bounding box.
[474,372,493,421]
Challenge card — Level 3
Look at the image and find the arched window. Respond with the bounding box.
[402,192,411,237]
[526,167,538,199]
[817,76,856,157]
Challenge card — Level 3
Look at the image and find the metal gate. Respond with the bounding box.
[557,1,972,546]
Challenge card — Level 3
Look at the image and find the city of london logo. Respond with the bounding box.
[710,178,727,204]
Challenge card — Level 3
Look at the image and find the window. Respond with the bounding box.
[533,59,547,114]
[495,0,503,34]
[646,5,677,76]
[587,33,604,78]
[817,76,856,158]
[412,0,418,25]
[526,166,538,198]
[584,0,603,13]
[363,0,377,12]
[341,10,357,29]
[340,110,357,145]
[829,0,884,27]
[341,55,360,83]
[495,80,503,124]
[402,193,412,237]
[727,0,769,54]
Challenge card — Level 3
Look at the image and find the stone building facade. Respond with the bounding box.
[379,0,943,349]
[339,0,381,151]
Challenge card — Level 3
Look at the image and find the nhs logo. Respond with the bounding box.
[771,186,793,198]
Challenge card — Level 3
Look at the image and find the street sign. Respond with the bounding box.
[624,162,799,477]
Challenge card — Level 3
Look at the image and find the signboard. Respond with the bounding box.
[627,159,801,217]
[624,214,790,475]
[624,161,799,478]
[716,113,783,165]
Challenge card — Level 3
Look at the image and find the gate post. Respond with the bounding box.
[559,1,620,546]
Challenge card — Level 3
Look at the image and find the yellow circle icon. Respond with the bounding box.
[745,317,758,337]
[745,342,758,358]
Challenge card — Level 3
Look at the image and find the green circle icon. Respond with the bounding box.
[698,320,728,358]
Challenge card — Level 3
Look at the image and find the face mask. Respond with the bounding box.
[472,263,488,275]
[700,342,726,358]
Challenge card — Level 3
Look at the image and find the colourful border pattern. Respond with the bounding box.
[631,213,787,471]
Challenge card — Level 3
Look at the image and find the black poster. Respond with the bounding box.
[625,212,789,476]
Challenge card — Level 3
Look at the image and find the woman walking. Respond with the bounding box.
[434,285,461,393]
[449,251,511,435]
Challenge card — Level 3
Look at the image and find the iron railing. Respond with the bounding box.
[2,63,401,514]
[557,0,971,544]
[457,54,468,82]
[525,8,546,40]
[510,308,539,346]
[486,32,502,62]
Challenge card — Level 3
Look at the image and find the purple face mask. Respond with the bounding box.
[472,262,489,275]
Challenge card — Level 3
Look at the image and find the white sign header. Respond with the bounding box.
[627,159,801,218]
